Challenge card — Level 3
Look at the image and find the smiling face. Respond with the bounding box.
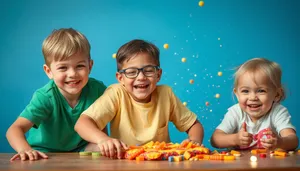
[234,71,280,122]
[44,52,92,100]
[116,52,162,103]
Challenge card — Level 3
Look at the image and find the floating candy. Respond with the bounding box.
[183,102,187,106]
[112,53,117,58]
[189,79,194,84]
[163,44,169,49]
[205,101,210,106]
[215,94,220,98]
[218,71,223,76]
[181,57,187,63]
[198,1,204,7]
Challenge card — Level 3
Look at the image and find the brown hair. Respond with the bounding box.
[116,39,160,71]
[42,28,91,66]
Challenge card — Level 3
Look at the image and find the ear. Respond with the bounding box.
[89,60,94,73]
[233,88,239,101]
[43,64,53,79]
[156,68,163,82]
[274,88,282,102]
[116,72,125,86]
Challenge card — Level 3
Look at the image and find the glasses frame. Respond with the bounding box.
[119,65,160,79]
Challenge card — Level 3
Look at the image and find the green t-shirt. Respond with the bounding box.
[19,78,106,152]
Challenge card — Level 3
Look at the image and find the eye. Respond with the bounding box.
[125,69,138,76]
[58,66,67,71]
[257,89,266,93]
[241,90,249,93]
[143,66,155,72]
[77,64,86,68]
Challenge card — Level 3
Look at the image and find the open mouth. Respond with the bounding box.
[66,80,81,86]
[247,104,261,110]
[133,84,149,89]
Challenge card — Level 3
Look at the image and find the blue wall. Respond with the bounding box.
[0,0,299,152]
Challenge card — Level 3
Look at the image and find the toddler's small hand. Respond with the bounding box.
[237,122,253,147]
[10,149,48,161]
[260,130,277,150]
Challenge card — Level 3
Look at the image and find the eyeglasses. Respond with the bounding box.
[119,65,160,79]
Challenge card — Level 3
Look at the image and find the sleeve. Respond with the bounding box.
[19,91,52,128]
[169,87,197,132]
[216,106,239,134]
[272,105,296,134]
[83,85,120,130]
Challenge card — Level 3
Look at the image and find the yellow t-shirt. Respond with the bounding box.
[83,83,197,145]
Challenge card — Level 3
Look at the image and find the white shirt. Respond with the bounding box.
[217,103,295,148]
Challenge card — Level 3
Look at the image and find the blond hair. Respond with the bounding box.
[42,28,91,66]
[234,58,285,102]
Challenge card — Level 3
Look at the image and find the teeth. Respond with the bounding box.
[135,85,147,88]
[249,105,260,108]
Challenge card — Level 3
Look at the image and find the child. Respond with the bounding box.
[75,39,204,159]
[6,28,107,161]
[211,58,298,151]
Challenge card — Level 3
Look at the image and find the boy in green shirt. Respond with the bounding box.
[6,28,106,161]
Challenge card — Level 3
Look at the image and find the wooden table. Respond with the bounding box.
[0,151,299,171]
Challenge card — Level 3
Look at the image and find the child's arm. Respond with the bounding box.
[211,123,253,149]
[75,114,127,159]
[186,120,204,144]
[260,128,298,151]
[6,117,48,161]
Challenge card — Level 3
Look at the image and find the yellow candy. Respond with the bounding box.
[183,102,187,106]
[217,71,223,76]
[199,1,204,7]
[112,53,117,58]
[189,79,194,84]
[215,93,220,98]
[181,57,186,63]
[163,43,169,49]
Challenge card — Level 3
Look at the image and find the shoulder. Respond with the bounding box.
[87,78,107,90]
[34,80,57,98]
[270,103,289,117]
[271,103,288,112]
[225,104,243,119]
[227,104,242,114]
[155,85,173,94]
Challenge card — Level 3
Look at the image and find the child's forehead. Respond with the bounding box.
[238,71,271,87]
[122,53,157,68]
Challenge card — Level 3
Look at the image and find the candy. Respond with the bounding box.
[250,156,257,162]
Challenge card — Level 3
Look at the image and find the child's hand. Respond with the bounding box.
[97,138,128,159]
[260,130,278,150]
[181,138,201,147]
[236,122,253,147]
[10,149,48,161]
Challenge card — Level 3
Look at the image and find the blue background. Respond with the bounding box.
[0,0,299,152]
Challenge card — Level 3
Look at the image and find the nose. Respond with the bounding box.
[68,68,77,77]
[249,92,258,100]
[136,70,146,79]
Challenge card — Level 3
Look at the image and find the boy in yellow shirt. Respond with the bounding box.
[75,39,204,159]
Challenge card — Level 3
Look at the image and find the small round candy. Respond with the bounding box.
[250,155,257,162]
[181,58,187,63]
[163,44,169,49]
[112,53,117,58]
[259,153,266,158]
[199,1,204,7]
